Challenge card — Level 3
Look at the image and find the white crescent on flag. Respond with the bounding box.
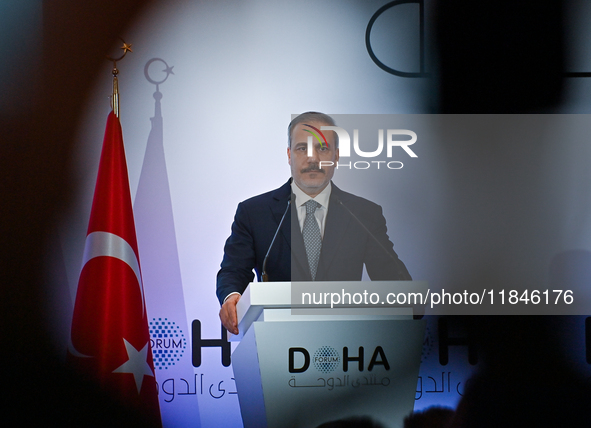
[81,231,145,315]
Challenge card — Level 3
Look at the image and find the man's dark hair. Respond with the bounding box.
[403,406,454,428]
[287,111,337,147]
[315,415,386,428]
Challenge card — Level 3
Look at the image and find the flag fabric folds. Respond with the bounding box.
[68,111,161,425]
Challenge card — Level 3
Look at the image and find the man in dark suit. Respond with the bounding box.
[218,112,411,334]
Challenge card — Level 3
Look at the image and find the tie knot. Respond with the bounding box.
[305,199,321,214]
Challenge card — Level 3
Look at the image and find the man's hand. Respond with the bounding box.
[219,294,240,335]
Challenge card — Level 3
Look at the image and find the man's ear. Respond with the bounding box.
[335,147,339,163]
[287,146,292,165]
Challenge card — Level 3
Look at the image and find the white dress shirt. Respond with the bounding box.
[291,181,332,238]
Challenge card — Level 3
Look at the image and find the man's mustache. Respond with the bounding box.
[300,164,326,174]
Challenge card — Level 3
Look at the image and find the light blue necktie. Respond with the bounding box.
[303,200,322,280]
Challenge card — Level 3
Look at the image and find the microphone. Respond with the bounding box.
[334,196,410,281]
[262,198,291,282]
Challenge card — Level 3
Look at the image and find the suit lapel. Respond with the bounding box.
[270,180,310,280]
[270,180,292,245]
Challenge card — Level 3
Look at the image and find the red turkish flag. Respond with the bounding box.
[68,112,161,425]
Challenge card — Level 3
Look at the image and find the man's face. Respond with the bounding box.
[288,121,339,197]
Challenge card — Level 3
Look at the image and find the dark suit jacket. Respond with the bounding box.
[216,179,411,304]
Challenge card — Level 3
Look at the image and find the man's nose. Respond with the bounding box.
[305,137,320,161]
[306,147,319,162]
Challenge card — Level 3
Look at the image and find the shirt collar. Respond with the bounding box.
[291,180,332,209]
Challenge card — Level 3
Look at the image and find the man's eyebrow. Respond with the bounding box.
[294,141,332,148]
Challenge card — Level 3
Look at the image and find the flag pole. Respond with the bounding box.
[111,64,120,118]
[69,38,162,425]
[106,40,133,118]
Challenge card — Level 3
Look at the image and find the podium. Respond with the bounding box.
[231,281,425,428]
